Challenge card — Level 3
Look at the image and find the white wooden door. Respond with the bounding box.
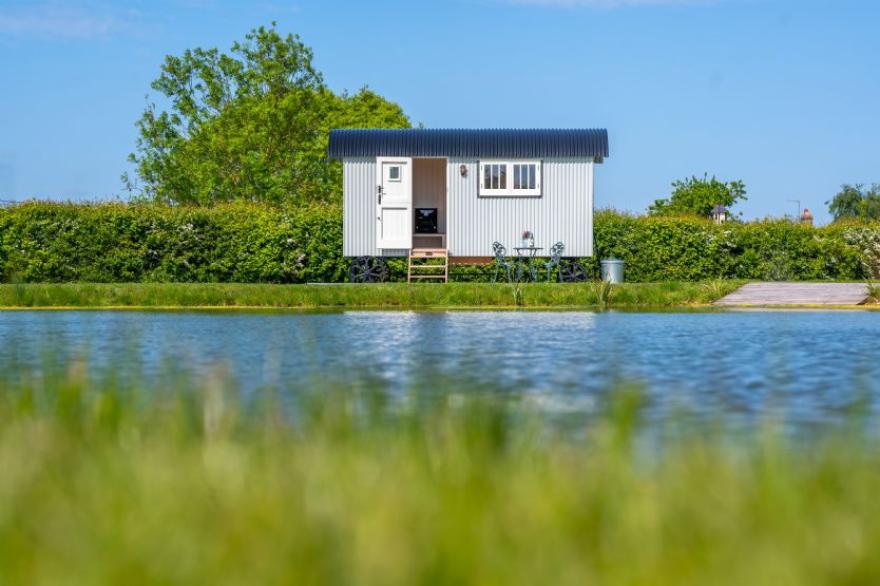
[376,157,412,250]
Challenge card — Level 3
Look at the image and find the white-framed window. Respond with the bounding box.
[479,160,541,197]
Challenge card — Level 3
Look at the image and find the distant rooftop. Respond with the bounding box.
[328,128,609,160]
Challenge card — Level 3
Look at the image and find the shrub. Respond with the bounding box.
[0,202,346,284]
[0,203,875,283]
[593,210,867,282]
[843,227,880,279]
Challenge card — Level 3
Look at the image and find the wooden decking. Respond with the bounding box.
[408,248,448,283]
[715,282,869,307]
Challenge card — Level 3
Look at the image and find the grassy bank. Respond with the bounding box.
[1,363,880,584]
[0,281,743,309]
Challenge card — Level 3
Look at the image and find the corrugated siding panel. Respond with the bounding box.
[447,158,594,258]
[342,158,407,257]
[345,157,593,258]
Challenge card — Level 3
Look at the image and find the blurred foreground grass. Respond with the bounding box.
[1,362,879,585]
[0,281,743,309]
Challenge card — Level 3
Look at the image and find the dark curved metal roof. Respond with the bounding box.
[328,128,609,159]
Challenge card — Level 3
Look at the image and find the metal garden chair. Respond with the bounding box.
[544,242,565,282]
[492,242,514,283]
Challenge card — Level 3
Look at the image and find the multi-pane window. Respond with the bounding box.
[483,163,506,190]
[513,164,536,190]
[479,161,541,196]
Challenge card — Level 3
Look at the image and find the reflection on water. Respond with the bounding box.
[2,310,879,427]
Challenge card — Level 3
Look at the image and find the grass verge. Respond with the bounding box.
[0,363,879,584]
[0,280,744,309]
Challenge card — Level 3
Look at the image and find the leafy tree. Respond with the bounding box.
[649,174,747,217]
[126,24,410,206]
[827,184,880,221]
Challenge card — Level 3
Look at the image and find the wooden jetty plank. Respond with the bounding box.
[714,283,869,306]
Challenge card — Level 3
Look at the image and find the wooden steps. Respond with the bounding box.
[408,248,448,283]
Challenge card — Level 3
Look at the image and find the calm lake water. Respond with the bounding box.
[2,310,879,426]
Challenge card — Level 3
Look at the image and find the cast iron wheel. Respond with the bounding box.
[558,261,588,283]
[349,256,389,283]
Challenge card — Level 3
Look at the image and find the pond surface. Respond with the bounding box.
[2,310,879,427]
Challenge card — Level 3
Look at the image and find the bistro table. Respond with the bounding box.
[512,246,544,282]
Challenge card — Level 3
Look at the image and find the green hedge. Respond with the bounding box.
[0,202,346,283]
[0,202,875,283]
[592,210,866,282]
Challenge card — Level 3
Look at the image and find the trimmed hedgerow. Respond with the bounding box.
[0,202,346,284]
[591,210,866,282]
[0,203,874,283]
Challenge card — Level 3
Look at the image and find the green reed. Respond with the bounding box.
[0,357,878,584]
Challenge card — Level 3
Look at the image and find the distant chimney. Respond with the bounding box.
[801,208,814,226]
[712,204,728,225]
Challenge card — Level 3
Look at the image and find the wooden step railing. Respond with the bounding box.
[408,248,448,283]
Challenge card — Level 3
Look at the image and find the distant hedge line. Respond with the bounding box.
[0,203,876,283]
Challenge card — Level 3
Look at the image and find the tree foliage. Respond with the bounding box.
[826,184,880,222]
[126,24,410,206]
[649,174,747,217]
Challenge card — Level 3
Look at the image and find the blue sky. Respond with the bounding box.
[0,0,878,223]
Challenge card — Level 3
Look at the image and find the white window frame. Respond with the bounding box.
[478,160,542,197]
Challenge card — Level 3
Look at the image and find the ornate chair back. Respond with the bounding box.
[492,241,507,261]
[545,241,565,282]
[550,242,564,263]
[492,241,513,282]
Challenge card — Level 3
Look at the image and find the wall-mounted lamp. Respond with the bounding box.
[459,164,468,177]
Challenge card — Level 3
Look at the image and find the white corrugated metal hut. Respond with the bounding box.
[328,128,609,264]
